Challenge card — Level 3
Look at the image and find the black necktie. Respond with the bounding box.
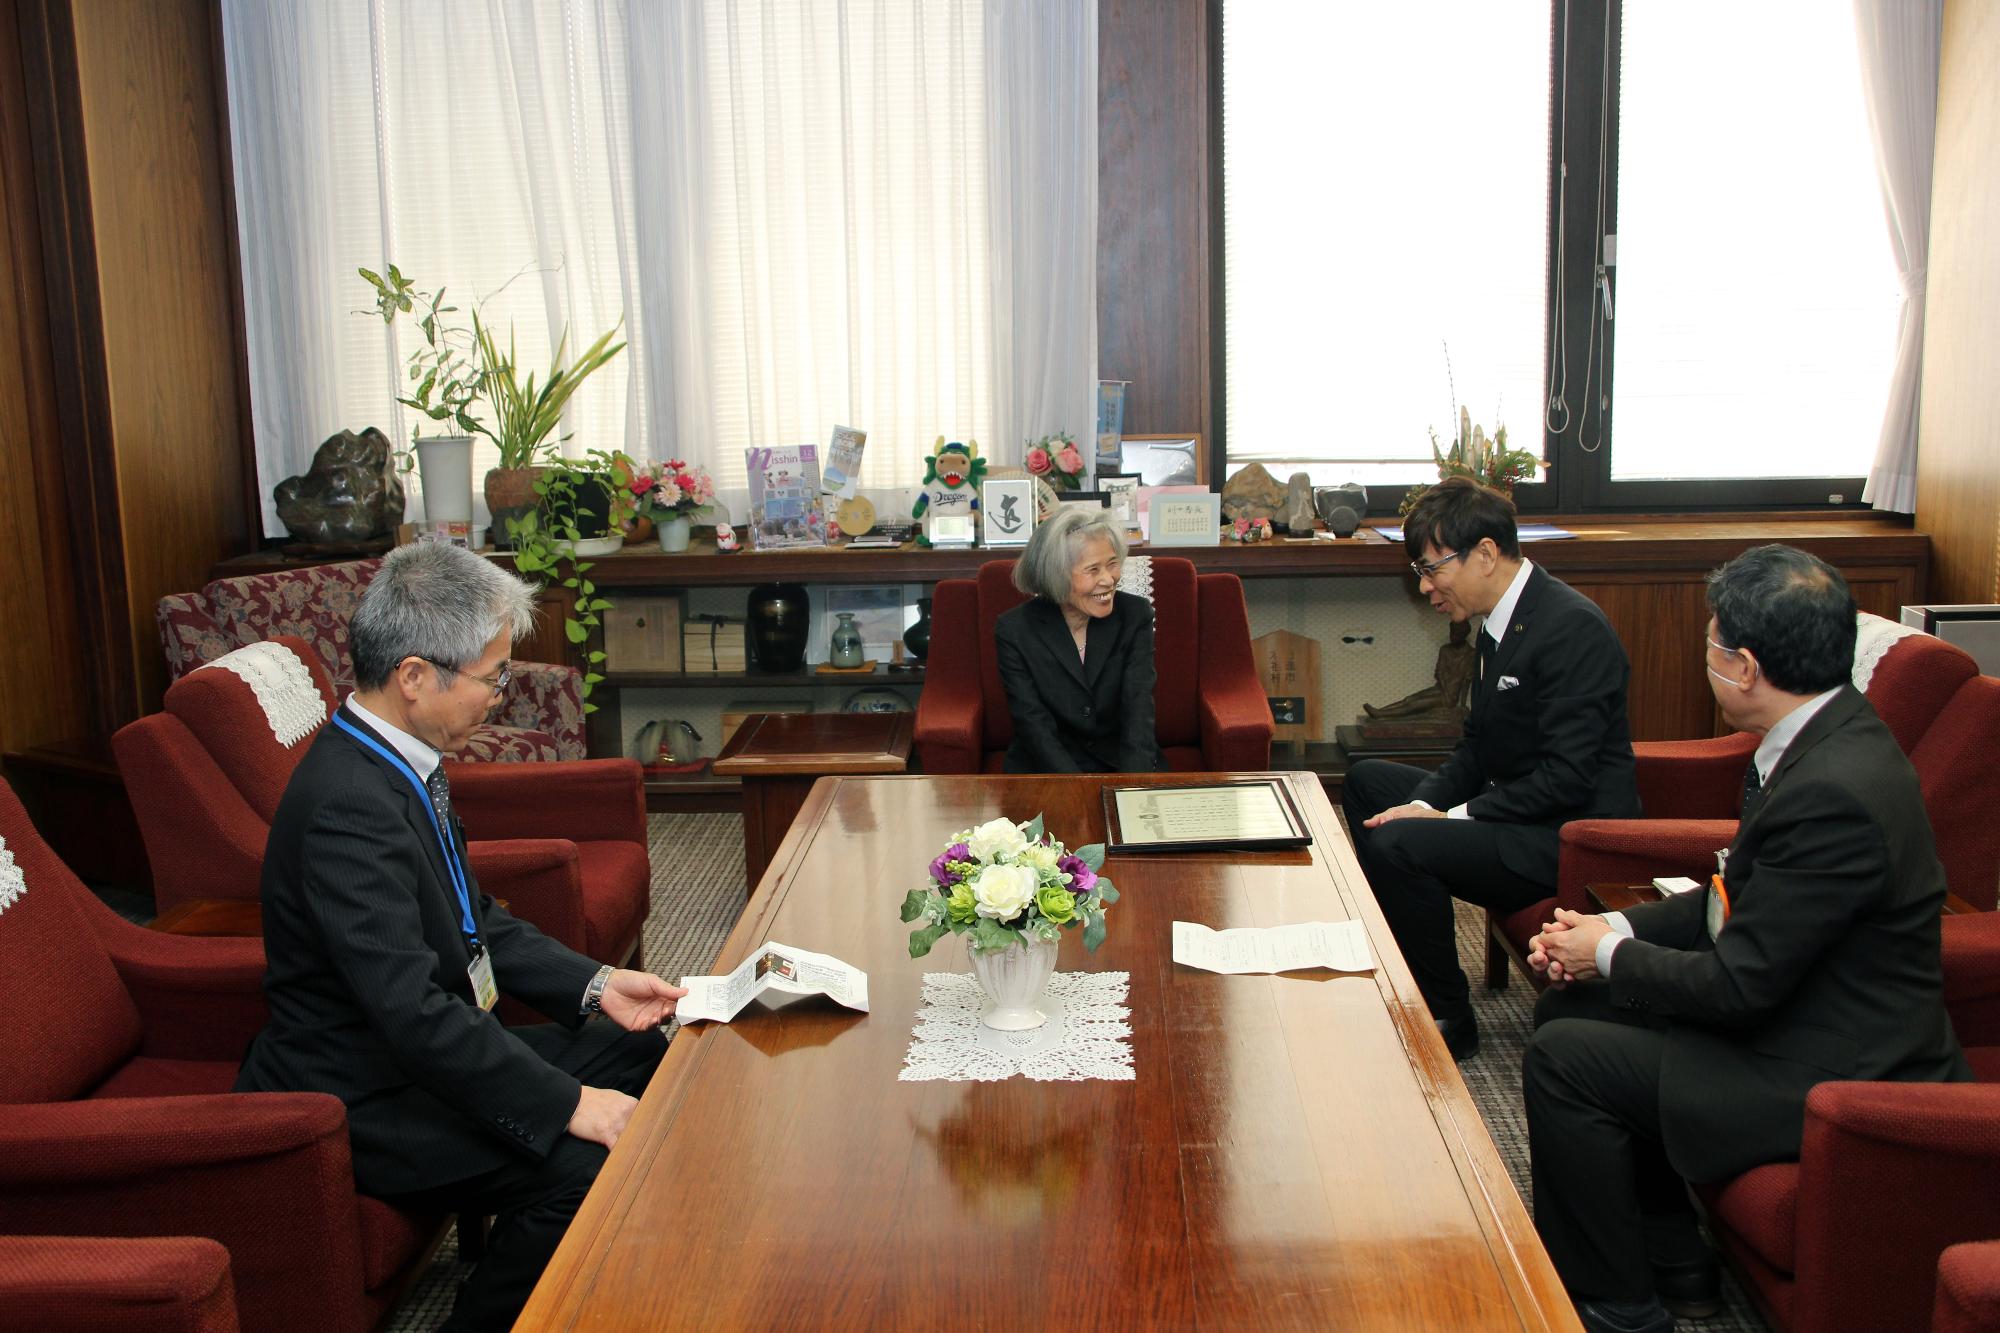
[1741,760,1762,815]
[1477,631,1497,684]
[425,764,454,828]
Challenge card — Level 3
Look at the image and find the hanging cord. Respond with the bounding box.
[1544,0,1574,438]
[1576,3,1614,454]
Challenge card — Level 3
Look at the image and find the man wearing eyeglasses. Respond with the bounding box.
[236,541,685,1333]
[1343,477,1641,1061]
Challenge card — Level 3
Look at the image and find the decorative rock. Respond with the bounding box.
[1314,482,1369,538]
[1221,462,1287,524]
[273,429,406,544]
[1279,471,1317,534]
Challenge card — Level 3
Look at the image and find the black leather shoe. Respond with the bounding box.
[1653,1253,1722,1319]
[1573,1297,1674,1333]
[1435,1012,1479,1061]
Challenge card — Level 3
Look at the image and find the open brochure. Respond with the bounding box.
[677,942,870,1024]
[1171,920,1374,975]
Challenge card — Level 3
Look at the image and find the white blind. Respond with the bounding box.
[1610,1,1901,482]
[1221,2,1551,485]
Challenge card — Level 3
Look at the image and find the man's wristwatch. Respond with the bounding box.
[582,964,615,1016]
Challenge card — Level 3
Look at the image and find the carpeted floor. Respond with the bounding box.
[385,811,1770,1332]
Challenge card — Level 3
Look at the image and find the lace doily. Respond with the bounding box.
[0,836,24,916]
[198,642,326,747]
[1117,555,1154,603]
[1852,611,1925,693]
[900,971,1134,1082]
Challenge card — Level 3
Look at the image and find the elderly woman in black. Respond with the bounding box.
[993,505,1167,773]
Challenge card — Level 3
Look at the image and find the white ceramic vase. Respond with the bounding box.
[657,515,692,552]
[967,933,1058,1031]
[414,435,474,522]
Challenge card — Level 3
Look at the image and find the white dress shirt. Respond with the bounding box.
[345,694,444,780]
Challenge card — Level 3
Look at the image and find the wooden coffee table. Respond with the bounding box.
[522,772,1580,1331]
[712,711,913,894]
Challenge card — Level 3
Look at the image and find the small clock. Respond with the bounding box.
[835,495,877,537]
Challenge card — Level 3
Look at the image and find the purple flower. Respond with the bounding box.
[930,843,972,887]
[1057,854,1096,894]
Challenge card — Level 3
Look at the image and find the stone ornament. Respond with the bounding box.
[273,428,406,544]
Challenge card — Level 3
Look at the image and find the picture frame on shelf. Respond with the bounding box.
[818,584,916,664]
[1097,473,1141,529]
[979,478,1036,547]
[1120,433,1206,487]
[1056,490,1109,508]
[1149,491,1221,548]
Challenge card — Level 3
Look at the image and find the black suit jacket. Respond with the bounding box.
[1411,564,1642,878]
[1611,686,1970,1183]
[234,712,600,1195]
[994,593,1167,773]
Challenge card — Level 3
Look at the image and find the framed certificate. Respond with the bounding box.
[1149,491,1221,547]
[1102,779,1313,853]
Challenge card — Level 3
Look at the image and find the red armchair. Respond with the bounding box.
[155,557,584,762]
[1690,909,2000,1333]
[1936,1241,2000,1333]
[914,557,1272,772]
[0,783,440,1333]
[1487,623,2000,988]
[112,637,650,969]
[0,1236,238,1332]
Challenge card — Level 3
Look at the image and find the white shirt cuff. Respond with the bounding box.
[1595,911,1635,976]
[1447,803,1472,820]
[1410,799,1432,811]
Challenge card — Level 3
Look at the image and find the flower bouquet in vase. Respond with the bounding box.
[900,815,1118,1031]
[623,456,717,552]
[1024,432,1086,492]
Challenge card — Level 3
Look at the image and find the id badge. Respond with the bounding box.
[1706,874,1732,942]
[467,948,499,1011]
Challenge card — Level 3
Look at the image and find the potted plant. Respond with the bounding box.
[1024,431,1086,492]
[478,320,626,548]
[360,264,488,522]
[625,457,718,553]
[507,448,645,711]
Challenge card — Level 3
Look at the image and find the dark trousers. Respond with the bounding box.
[380,1022,668,1333]
[1524,984,1704,1302]
[1341,759,1557,1020]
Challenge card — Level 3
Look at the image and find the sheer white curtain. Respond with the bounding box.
[225,0,1094,535]
[1853,0,1943,514]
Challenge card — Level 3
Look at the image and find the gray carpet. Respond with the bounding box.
[386,812,1770,1332]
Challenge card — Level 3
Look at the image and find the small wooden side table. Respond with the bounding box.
[150,900,262,936]
[713,712,914,896]
[1584,883,1665,915]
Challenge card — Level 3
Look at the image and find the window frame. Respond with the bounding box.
[1210,0,1880,518]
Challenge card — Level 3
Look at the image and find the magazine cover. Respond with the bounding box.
[746,445,828,549]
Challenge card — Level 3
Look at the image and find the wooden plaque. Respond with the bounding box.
[1254,629,1322,742]
[602,594,683,672]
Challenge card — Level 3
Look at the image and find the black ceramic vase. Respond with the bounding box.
[747,582,811,672]
[903,596,934,662]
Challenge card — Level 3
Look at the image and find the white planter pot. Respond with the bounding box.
[415,435,475,523]
[657,515,692,552]
[967,932,1059,1031]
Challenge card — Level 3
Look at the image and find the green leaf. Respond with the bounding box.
[358,266,384,290]
[907,921,948,959]
[583,671,604,686]
[1093,878,1118,905]
[899,889,935,923]
[587,649,607,663]
[1074,841,1106,871]
[969,918,1018,955]
[1025,813,1045,843]
[1082,912,1107,952]
[564,620,589,644]
[587,598,613,612]
[582,700,598,715]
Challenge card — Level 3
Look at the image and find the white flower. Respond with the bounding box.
[965,817,1029,864]
[972,863,1038,921]
[1016,842,1061,873]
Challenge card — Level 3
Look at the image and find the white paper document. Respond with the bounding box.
[1171,920,1375,975]
[676,942,870,1024]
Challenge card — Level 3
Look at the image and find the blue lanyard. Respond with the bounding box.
[331,712,480,946]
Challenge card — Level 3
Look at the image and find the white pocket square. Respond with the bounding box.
[1497,675,1522,691]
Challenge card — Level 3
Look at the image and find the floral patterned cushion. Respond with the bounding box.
[154,557,587,763]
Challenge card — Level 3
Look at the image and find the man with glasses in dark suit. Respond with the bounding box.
[1343,477,1642,1061]
[236,541,684,1332]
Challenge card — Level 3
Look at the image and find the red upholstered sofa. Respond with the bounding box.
[0,783,440,1333]
[156,557,584,762]
[1694,909,2000,1333]
[1487,621,2000,988]
[1935,1241,2000,1333]
[913,557,1272,773]
[0,1235,239,1332]
[112,637,650,970]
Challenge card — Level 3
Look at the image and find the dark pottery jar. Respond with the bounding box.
[903,596,934,662]
[747,582,811,672]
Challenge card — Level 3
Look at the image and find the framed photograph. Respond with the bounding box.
[1120,433,1206,487]
[925,511,975,547]
[1098,473,1141,528]
[820,584,915,663]
[980,478,1037,547]
[1056,490,1108,507]
[1101,778,1313,853]
[1149,491,1221,547]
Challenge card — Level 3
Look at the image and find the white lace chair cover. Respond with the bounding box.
[1117,555,1154,603]
[195,641,327,747]
[0,836,23,916]
[1852,610,1925,694]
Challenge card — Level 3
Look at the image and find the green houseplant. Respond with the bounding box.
[478,319,626,547]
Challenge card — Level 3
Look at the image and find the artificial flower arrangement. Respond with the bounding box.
[900,815,1119,957]
[1024,432,1087,492]
[621,456,717,522]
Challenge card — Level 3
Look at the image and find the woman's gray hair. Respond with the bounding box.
[1012,503,1128,602]
[350,542,538,688]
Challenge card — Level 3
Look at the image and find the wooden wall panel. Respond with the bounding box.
[1914,0,2000,605]
[1098,0,1210,442]
[0,0,89,756]
[70,0,246,710]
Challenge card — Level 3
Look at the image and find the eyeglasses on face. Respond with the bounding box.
[1409,549,1469,580]
[1705,635,1741,657]
[409,655,512,694]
